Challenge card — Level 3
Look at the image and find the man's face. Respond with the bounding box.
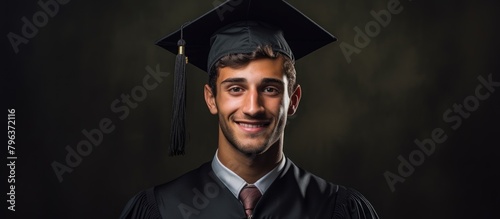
[204,57,301,156]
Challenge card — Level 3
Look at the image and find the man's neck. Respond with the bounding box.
[217,141,283,184]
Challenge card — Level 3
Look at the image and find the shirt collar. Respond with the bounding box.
[211,150,286,198]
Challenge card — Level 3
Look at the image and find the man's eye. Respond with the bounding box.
[263,87,280,94]
[228,87,243,93]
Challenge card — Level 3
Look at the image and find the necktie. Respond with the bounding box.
[239,185,262,218]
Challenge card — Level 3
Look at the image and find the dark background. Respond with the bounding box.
[4,0,500,218]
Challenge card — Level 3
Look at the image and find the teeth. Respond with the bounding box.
[239,123,266,128]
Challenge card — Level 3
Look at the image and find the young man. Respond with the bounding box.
[121,0,379,218]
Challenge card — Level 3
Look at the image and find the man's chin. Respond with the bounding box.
[235,144,269,156]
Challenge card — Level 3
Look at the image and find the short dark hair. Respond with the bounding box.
[209,45,297,96]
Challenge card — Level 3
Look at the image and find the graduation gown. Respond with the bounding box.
[120,158,379,219]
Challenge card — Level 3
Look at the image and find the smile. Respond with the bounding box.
[235,121,271,132]
[238,123,268,128]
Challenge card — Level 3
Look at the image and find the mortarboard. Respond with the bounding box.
[156,0,337,155]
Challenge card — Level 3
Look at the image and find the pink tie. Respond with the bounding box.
[239,185,262,218]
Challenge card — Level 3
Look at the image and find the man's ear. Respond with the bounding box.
[288,85,302,115]
[204,84,218,115]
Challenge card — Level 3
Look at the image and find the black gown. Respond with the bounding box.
[120,158,379,219]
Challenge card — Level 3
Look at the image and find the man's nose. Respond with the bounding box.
[242,88,265,116]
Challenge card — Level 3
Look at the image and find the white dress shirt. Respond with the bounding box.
[211,150,286,198]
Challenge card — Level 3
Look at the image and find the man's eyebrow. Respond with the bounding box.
[221,78,247,84]
[262,78,284,86]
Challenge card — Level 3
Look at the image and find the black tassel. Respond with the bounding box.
[169,29,188,156]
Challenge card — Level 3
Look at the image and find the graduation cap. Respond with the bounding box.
[156,0,337,155]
